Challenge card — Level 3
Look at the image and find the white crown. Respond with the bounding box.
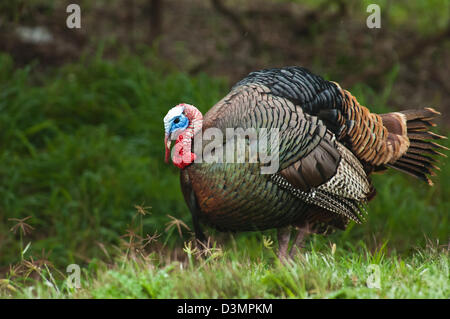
[163,105,185,133]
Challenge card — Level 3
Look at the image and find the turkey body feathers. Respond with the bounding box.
[180,66,446,234]
[233,67,347,137]
[185,84,336,231]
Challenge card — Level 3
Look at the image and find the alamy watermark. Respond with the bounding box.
[366,4,381,29]
[170,127,280,174]
[66,264,81,289]
[366,264,381,289]
[66,4,81,29]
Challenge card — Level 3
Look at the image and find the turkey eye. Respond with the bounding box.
[174,118,180,124]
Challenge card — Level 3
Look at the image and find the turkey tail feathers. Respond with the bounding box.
[387,107,448,185]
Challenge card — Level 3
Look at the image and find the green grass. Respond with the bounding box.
[1,238,448,298]
[0,49,448,298]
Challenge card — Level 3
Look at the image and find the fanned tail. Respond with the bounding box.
[387,108,448,185]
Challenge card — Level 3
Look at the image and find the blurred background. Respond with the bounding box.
[0,0,449,272]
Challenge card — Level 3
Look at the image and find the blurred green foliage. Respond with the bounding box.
[275,0,449,34]
[0,50,228,267]
[0,47,448,270]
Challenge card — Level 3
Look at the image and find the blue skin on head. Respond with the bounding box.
[167,114,189,136]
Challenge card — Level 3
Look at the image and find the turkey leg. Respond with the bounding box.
[289,225,310,258]
[277,227,291,260]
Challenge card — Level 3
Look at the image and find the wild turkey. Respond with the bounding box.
[163,66,447,258]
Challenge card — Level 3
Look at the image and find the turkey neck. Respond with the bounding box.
[172,104,203,168]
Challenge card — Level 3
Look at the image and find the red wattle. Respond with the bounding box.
[173,152,196,169]
[171,133,196,169]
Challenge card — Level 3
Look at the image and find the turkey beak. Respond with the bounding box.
[165,134,172,163]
